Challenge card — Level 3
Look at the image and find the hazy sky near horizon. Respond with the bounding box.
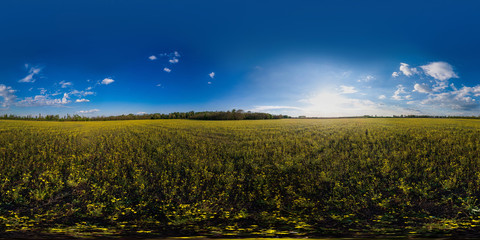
[1,0,480,117]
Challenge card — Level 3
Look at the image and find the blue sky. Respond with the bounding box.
[1,0,480,117]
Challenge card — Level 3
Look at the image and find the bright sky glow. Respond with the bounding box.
[1,0,480,117]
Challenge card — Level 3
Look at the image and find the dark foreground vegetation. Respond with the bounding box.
[0,110,289,121]
[1,118,480,238]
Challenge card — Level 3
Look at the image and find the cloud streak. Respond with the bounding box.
[78,109,100,114]
[340,85,357,94]
[59,81,73,88]
[19,65,42,83]
[17,93,70,107]
[70,90,95,97]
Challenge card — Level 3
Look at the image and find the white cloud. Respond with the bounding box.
[251,105,302,112]
[357,75,375,82]
[339,85,358,94]
[137,112,147,115]
[421,92,475,110]
[78,109,100,114]
[413,83,432,93]
[420,61,458,81]
[392,84,406,100]
[0,84,17,108]
[299,91,420,117]
[75,99,90,103]
[392,61,458,84]
[163,67,171,73]
[156,83,162,87]
[207,81,212,85]
[101,78,114,85]
[450,83,458,91]
[378,95,386,100]
[17,93,70,107]
[156,51,181,64]
[61,93,69,103]
[70,90,95,97]
[419,85,480,110]
[472,86,480,96]
[148,55,157,60]
[59,80,73,88]
[86,86,92,90]
[169,51,180,63]
[399,63,418,77]
[38,88,47,94]
[19,66,42,83]
[209,72,215,79]
[432,81,449,92]
[19,74,35,83]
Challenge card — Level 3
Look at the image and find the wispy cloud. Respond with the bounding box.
[0,84,17,108]
[78,109,100,114]
[75,99,90,103]
[59,80,73,88]
[420,89,478,110]
[19,65,42,83]
[70,90,95,97]
[148,55,157,60]
[357,75,375,82]
[209,72,215,79]
[251,105,302,111]
[378,95,386,100]
[17,93,70,107]
[163,67,171,73]
[101,78,114,85]
[392,84,406,100]
[158,51,181,64]
[339,85,357,94]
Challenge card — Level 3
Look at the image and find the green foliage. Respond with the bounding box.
[1,118,480,237]
[0,110,289,121]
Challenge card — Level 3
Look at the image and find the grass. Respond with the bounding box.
[1,118,480,237]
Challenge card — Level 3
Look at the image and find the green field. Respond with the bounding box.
[1,118,480,237]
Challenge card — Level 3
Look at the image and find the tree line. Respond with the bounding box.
[0,109,291,121]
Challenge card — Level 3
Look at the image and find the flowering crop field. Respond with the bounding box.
[1,118,480,237]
